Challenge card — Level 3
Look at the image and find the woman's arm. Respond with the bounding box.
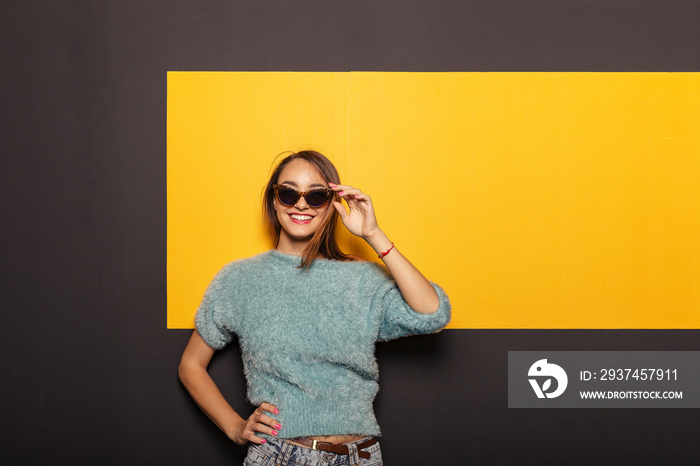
[178,331,281,444]
[330,183,440,314]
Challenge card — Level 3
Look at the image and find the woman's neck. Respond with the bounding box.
[275,234,311,256]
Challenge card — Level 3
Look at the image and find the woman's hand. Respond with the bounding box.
[230,402,282,445]
[179,332,283,447]
[330,183,380,240]
[329,183,440,314]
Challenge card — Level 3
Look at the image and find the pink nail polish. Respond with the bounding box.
[261,439,266,444]
[276,423,282,429]
[272,430,278,436]
[273,408,279,414]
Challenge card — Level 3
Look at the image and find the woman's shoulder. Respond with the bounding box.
[216,250,386,280]
[319,254,391,281]
[211,250,277,278]
[342,255,390,277]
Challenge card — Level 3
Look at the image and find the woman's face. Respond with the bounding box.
[273,159,330,250]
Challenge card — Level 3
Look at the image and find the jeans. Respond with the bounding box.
[243,437,383,466]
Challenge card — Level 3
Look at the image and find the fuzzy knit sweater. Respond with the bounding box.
[195,249,451,439]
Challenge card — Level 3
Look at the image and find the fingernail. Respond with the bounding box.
[272,430,278,436]
[275,423,282,429]
[261,439,267,444]
[354,195,359,198]
[273,408,279,414]
[339,191,344,195]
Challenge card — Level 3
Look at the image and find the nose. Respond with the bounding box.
[294,195,309,209]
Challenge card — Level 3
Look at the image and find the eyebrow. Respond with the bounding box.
[279,181,327,188]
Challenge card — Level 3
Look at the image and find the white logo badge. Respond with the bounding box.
[528,359,568,398]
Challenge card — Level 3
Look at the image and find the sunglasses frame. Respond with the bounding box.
[273,184,334,208]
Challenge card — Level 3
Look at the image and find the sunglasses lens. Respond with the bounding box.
[276,187,300,206]
[305,189,331,207]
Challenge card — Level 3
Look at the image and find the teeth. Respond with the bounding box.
[291,214,313,221]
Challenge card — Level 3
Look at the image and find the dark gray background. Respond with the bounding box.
[2,1,700,464]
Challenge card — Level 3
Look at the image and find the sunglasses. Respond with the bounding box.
[273,184,334,208]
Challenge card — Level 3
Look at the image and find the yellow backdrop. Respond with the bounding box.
[168,72,699,329]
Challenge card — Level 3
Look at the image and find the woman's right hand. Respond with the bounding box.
[230,402,282,445]
[179,333,283,448]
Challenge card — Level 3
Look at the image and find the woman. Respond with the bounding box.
[179,150,451,465]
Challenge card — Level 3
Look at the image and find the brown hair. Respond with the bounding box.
[263,150,351,268]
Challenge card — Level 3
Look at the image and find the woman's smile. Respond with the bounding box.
[288,213,315,224]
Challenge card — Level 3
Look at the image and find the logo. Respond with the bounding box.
[528,359,568,398]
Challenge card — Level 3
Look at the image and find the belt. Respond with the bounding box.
[287,437,378,459]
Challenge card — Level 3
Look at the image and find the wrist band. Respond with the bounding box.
[378,242,394,259]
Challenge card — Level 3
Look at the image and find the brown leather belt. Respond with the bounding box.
[287,437,378,459]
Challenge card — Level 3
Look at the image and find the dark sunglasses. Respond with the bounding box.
[273,184,333,208]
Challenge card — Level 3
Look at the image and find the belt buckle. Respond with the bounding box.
[311,440,319,451]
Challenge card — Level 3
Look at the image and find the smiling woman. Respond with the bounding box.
[178,150,451,465]
[265,153,345,266]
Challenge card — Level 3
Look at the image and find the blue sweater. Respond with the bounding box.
[195,249,451,439]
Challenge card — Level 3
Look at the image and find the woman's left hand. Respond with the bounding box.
[330,183,380,239]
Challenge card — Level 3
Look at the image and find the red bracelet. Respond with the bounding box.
[378,242,395,259]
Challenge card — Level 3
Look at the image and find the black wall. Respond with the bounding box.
[2,1,700,464]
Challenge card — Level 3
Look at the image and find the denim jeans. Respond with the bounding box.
[243,437,383,466]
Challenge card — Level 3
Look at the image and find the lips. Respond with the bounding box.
[289,213,314,224]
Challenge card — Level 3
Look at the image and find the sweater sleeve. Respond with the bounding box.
[363,263,452,342]
[194,263,238,350]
